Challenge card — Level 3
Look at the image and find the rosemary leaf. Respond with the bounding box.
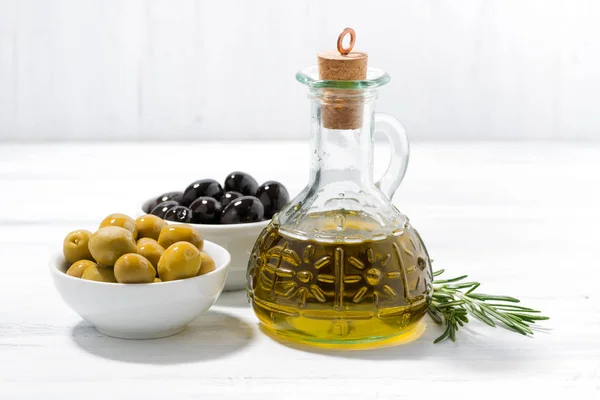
[449,323,457,342]
[468,293,521,303]
[457,314,469,324]
[465,305,496,327]
[432,292,455,300]
[427,308,443,324]
[436,300,466,308]
[504,312,549,320]
[433,275,468,284]
[430,269,548,343]
[445,282,480,289]
[486,304,539,312]
[465,282,481,295]
[434,327,450,343]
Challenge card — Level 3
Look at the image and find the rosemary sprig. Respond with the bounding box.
[429,269,549,343]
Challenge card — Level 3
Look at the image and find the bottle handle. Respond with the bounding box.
[374,112,410,199]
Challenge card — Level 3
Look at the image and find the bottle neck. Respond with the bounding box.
[308,90,376,190]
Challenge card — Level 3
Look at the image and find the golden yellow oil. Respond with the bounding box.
[247,216,433,349]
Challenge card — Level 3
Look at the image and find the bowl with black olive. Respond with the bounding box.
[141,172,290,291]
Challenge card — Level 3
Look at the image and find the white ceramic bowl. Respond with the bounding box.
[164,219,269,291]
[49,240,231,340]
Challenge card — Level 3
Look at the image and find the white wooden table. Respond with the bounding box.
[0,141,598,398]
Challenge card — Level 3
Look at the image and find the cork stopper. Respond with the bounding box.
[317,28,368,130]
[317,51,368,81]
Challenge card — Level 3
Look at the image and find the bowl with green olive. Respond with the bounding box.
[50,214,231,339]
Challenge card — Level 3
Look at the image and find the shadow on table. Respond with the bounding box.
[260,322,536,372]
[215,290,250,308]
[71,310,253,364]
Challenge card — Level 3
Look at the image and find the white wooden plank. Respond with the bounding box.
[0,142,598,398]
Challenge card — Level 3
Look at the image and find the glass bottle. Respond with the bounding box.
[247,66,433,349]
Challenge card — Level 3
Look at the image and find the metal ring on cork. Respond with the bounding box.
[337,28,356,55]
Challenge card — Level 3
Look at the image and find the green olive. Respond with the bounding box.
[158,241,201,281]
[158,224,204,251]
[135,214,167,241]
[88,226,137,267]
[136,238,164,272]
[114,253,156,284]
[197,251,216,276]
[66,259,97,278]
[81,265,117,283]
[99,213,138,240]
[63,230,94,264]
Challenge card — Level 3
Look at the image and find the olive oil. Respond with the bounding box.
[247,216,433,349]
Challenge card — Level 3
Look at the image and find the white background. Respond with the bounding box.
[1,0,599,141]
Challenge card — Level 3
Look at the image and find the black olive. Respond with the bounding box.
[221,196,264,224]
[164,206,194,223]
[142,191,183,213]
[189,197,222,224]
[224,172,258,196]
[256,181,289,219]
[142,198,155,214]
[181,179,224,206]
[150,200,179,218]
[220,191,243,208]
[156,191,184,205]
